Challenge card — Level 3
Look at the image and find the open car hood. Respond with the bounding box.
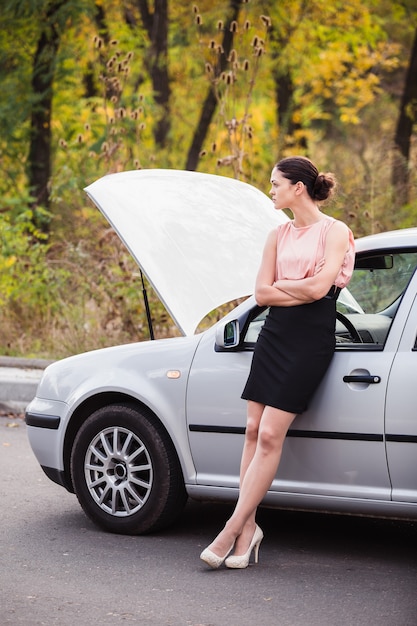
[85,169,287,336]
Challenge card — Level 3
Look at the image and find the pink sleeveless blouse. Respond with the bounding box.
[275,217,355,288]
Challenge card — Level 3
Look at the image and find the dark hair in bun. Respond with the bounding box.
[275,156,337,202]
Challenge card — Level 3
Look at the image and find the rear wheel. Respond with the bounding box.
[71,403,187,534]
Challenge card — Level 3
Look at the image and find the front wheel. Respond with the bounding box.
[71,403,187,534]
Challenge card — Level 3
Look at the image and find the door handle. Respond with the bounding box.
[343,375,381,384]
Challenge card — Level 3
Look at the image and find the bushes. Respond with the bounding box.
[0,202,178,359]
[0,205,60,356]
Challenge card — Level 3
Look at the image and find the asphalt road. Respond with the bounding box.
[1,413,416,626]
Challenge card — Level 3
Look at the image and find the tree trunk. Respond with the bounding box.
[270,20,307,158]
[28,0,64,224]
[83,2,108,98]
[272,68,307,157]
[136,0,170,148]
[185,0,243,171]
[392,27,417,207]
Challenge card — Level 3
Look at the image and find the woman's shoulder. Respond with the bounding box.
[271,221,291,237]
[325,216,353,238]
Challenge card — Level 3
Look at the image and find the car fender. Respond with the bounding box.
[29,334,203,483]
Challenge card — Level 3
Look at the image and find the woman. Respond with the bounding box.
[200,156,355,569]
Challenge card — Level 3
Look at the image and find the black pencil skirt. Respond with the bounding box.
[241,297,336,414]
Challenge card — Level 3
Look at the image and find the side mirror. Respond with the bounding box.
[215,320,240,348]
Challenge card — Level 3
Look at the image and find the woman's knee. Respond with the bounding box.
[258,426,284,453]
[245,402,263,441]
[245,415,260,442]
[258,410,294,452]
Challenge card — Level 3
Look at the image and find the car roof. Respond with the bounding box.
[355,227,417,253]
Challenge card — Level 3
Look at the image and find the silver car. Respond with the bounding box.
[25,170,417,534]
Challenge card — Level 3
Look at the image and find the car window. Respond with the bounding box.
[243,308,268,343]
[339,252,417,315]
[242,251,417,348]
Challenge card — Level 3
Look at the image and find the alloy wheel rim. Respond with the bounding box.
[84,426,153,516]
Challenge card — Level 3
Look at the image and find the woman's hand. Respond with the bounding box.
[272,257,324,290]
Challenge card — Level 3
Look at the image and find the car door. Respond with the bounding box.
[385,274,417,504]
[282,341,393,500]
[186,322,251,488]
[186,312,393,500]
[186,249,417,505]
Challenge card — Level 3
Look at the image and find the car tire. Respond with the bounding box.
[71,403,187,534]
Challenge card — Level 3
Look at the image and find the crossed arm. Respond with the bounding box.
[254,221,350,308]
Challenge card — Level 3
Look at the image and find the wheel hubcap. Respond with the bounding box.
[113,462,127,481]
[84,426,153,517]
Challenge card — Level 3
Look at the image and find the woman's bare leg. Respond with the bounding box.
[205,405,296,557]
[231,402,264,553]
[239,401,264,480]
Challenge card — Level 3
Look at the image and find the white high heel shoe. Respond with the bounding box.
[200,543,234,569]
[224,525,264,569]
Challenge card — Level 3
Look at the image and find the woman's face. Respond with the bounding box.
[269,167,295,210]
